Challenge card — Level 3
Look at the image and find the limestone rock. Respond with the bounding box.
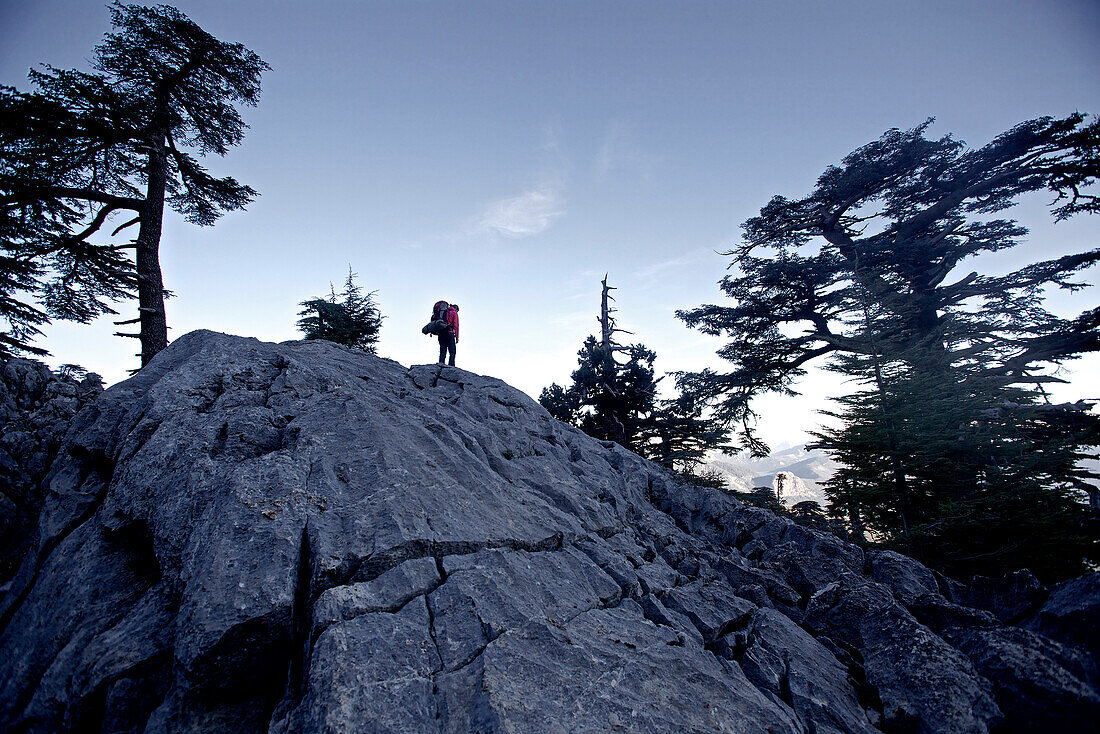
[0,331,1095,733]
[868,549,939,606]
[803,581,1004,732]
[1023,572,1100,658]
[0,359,102,582]
[950,569,1048,624]
[941,625,1100,731]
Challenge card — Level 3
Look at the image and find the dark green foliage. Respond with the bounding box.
[729,486,787,514]
[56,363,89,380]
[676,466,730,490]
[538,382,581,425]
[679,115,1100,581]
[0,3,267,362]
[540,336,661,452]
[297,268,383,352]
[647,392,734,470]
[0,82,139,356]
[540,283,731,470]
[539,316,730,470]
[789,500,837,532]
[541,336,732,470]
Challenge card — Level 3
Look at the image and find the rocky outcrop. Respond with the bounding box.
[1022,573,1100,658]
[0,359,102,583]
[0,331,1096,733]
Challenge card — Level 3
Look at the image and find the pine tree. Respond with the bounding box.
[541,277,730,472]
[298,268,383,352]
[540,278,657,450]
[0,3,268,363]
[678,116,1100,580]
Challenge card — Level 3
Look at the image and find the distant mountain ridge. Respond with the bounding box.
[709,445,838,506]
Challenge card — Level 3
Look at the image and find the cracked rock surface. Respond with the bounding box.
[0,358,102,582]
[0,330,1096,733]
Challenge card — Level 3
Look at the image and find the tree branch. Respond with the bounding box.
[111,216,141,236]
[0,186,143,211]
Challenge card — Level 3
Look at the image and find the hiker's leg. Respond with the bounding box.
[445,333,456,366]
[438,335,446,364]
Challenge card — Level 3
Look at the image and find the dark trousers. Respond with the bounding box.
[438,332,456,366]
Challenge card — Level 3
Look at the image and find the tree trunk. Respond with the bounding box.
[600,276,613,353]
[135,128,169,366]
[859,299,913,537]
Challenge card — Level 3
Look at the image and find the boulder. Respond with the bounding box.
[941,625,1100,731]
[868,549,939,607]
[1023,572,1100,658]
[803,581,1004,732]
[950,569,1048,624]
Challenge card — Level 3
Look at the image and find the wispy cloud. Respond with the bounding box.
[635,255,697,279]
[477,188,564,238]
[634,247,714,279]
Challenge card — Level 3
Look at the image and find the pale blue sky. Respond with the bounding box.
[2,0,1098,447]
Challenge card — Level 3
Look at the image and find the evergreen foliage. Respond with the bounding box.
[297,268,383,352]
[539,335,660,452]
[541,279,730,471]
[729,486,788,514]
[676,466,730,491]
[788,500,834,531]
[0,3,268,362]
[678,115,1100,581]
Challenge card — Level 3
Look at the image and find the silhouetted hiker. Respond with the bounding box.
[438,303,459,366]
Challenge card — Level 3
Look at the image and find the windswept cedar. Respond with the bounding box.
[678,116,1100,580]
[297,267,384,352]
[0,2,268,363]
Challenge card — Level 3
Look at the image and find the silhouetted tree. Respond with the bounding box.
[297,268,383,351]
[540,334,661,451]
[0,3,268,362]
[677,466,730,490]
[679,115,1100,580]
[541,277,730,471]
[730,486,788,514]
[789,500,835,532]
[647,392,734,470]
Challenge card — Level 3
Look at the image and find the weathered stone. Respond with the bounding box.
[474,602,803,733]
[0,358,102,581]
[428,546,621,671]
[662,578,756,643]
[869,549,940,607]
[294,598,440,733]
[942,625,1100,731]
[0,331,1095,733]
[740,607,879,734]
[908,593,1001,634]
[952,569,1048,624]
[311,555,441,633]
[804,581,1004,733]
[1023,572,1100,658]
